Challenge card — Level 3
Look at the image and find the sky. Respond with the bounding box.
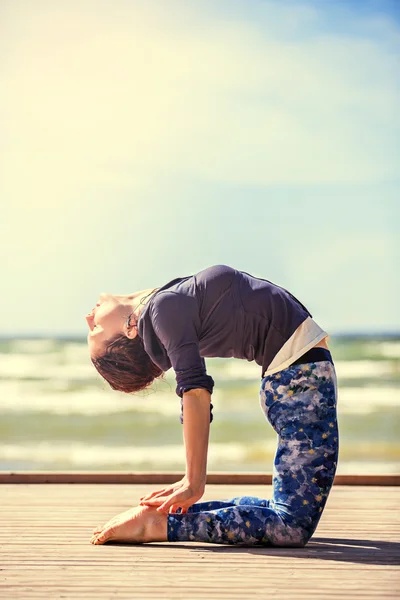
[1,0,399,336]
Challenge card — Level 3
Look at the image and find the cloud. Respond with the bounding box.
[0,0,399,333]
[1,0,399,198]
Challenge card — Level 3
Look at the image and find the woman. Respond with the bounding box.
[88,264,338,547]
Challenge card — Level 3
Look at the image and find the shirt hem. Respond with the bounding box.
[262,331,328,378]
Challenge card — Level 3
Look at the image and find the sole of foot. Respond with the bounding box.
[90,505,167,545]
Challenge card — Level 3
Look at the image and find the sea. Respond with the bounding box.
[0,335,399,474]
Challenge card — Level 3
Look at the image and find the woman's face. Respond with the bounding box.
[86,293,133,358]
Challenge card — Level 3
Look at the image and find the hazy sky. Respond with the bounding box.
[1,0,399,336]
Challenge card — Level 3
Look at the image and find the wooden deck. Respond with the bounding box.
[1,483,399,599]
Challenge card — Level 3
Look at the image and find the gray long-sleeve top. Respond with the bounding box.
[137,264,311,398]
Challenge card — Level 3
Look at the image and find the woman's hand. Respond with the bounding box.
[139,477,205,514]
[139,476,188,504]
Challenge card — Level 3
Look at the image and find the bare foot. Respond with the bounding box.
[90,505,167,545]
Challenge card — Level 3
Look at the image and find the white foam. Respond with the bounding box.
[374,341,400,359]
[0,352,95,380]
[9,339,59,354]
[0,442,397,474]
[0,441,247,468]
[336,461,400,475]
[1,377,398,416]
[1,345,396,384]
[213,360,262,381]
[337,386,400,414]
[0,380,178,416]
[335,360,396,379]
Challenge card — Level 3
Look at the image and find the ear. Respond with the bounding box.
[125,325,138,340]
[125,326,137,340]
[124,311,138,340]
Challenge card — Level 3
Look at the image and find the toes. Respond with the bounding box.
[94,527,114,545]
[92,536,102,545]
[90,531,102,543]
[90,530,105,545]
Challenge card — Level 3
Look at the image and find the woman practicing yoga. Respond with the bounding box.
[87,264,338,547]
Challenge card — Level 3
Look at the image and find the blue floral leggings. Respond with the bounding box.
[168,359,339,546]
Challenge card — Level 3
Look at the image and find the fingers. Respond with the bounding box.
[139,491,168,504]
[140,496,164,506]
[157,501,172,513]
[157,491,196,514]
[139,488,167,502]
[139,479,186,503]
[140,494,175,512]
[140,486,185,508]
[156,491,182,514]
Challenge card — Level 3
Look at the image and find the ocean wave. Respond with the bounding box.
[337,386,400,414]
[370,341,400,359]
[0,377,398,417]
[0,352,95,381]
[335,360,397,379]
[0,381,178,416]
[0,441,247,469]
[0,441,398,474]
[8,339,60,354]
[0,355,397,388]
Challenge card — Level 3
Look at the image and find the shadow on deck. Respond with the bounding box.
[1,479,399,599]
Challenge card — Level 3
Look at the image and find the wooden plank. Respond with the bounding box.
[0,471,399,485]
[0,484,398,600]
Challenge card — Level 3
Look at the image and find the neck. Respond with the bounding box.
[131,288,159,318]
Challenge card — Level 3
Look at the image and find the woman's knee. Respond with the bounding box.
[270,524,312,548]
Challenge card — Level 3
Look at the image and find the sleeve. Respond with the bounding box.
[149,291,215,400]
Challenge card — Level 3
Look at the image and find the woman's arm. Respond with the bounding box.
[138,293,214,511]
[139,388,211,513]
[182,388,211,489]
